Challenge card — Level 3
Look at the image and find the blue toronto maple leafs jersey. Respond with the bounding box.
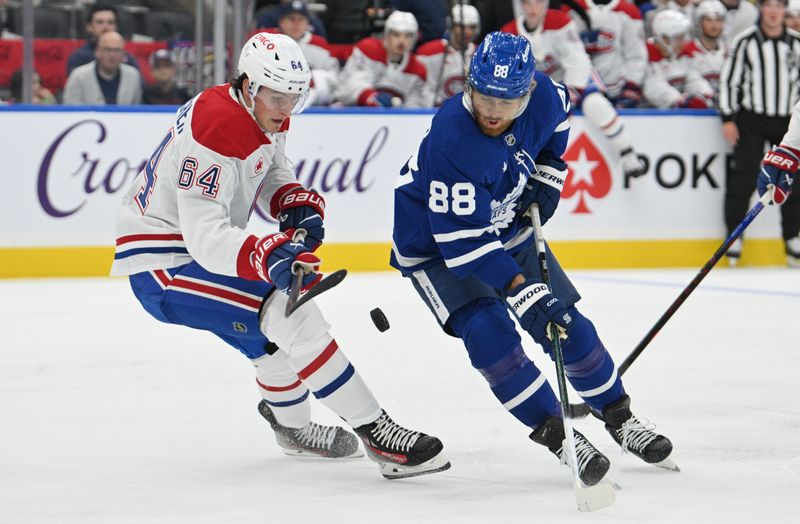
[391,70,571,292]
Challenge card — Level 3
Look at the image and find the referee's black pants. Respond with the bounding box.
[729,110,800,241]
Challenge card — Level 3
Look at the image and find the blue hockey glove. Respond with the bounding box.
[516,160,567,226]
[505,278,573,345]
[366,90,397,107]
[252,232,322,293]
[759,146,798,205]
[276,187,325,251]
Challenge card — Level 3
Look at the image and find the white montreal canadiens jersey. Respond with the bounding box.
[337,37,431,107]
[110,84,297,279]
[567,0,647,96]
[391,71,571,292]
[416,39,475,106]
[500,12,593,90]
[643,41,713,108]
[684,39,726,96]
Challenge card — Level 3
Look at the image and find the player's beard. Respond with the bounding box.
[476,114,513,137]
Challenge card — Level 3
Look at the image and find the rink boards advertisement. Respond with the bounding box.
[0,106,787,277]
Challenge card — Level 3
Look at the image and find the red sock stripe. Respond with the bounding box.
[169,278,263,309]
[256,378,302,392]
[297,340,339,380]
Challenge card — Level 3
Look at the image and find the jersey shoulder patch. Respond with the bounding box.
[613,0,643,20]
[191,85,269,160]
[416,39,447,56]
[355,37,388,63]
[681,40,700,58]
[543,9,573,31]
[405,55,427,80]
[308,34,333,51]
[646,41,666,63]
[499,20,519,35]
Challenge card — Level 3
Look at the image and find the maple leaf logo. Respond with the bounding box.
[561,133,612,214]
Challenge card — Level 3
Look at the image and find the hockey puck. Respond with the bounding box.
[370,307,390,332]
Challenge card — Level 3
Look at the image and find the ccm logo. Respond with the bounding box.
[765,152,796,170]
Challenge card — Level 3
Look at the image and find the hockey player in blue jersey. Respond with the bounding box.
[391,32,674,485]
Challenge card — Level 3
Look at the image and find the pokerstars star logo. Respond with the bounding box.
[562,133,612,214]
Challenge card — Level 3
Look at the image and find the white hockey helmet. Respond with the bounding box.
[788,0,800,16]
[695,0,727,21]
[237,32,311,115]
[452,4,481,27]
[384,10,419,35]
[652,8,691,38]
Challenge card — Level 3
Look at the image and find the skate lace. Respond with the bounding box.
[370,413,421,452]
[618,417,658,454]
[292,422,338,450]
[558,432,598,474]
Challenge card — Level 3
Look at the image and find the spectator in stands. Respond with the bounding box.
[258,0,328,38]
[338,10,431,107]
[391,0,450,45]
[66,4,140,75]
[643,9,714,108]
[8,69,56,105]
[272,1,341,106]
[720,0,759,44]
[63,31,142,105]
[786,0,800,31]
[0,0,18,38]
[143,49,191,105]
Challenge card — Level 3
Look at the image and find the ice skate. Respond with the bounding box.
[786,236,800,268]
[600,395,678,471]
[354,410,451,479]
[258,400,362,458]
[620,148,646,178]
[726,238,742,267]
[530,416,611,486]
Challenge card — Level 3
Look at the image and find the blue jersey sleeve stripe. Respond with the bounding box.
[555,119,570,133]
[444,241,504,268]
[433,226,492,243]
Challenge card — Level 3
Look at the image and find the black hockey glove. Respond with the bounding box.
[505,278,573,345]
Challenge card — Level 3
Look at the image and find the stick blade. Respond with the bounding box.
[286,269,348,316]
[575,482,616,512]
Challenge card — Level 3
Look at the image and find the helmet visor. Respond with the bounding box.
[253,84,309,114]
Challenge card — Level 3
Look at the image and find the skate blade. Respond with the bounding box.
[652,457,680,472]
[378,453,451,480]
[575,481,615,512]
[281,448,364,459]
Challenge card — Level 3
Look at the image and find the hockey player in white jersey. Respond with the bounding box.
[565,0,648,103]
[643,9,714,108]
[786,0,800,31]
[502,0,646,179]
[720,0,759,45]
[110,32,450,479]
[338,10,431,107]
[758,101,800,266]
[684,0,727,101]
[416,4,479,107]
[273,0,341,106]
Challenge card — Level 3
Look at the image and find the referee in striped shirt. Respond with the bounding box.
[719,0,800,264]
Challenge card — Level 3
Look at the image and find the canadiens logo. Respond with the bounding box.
[562,132,612,214]
[255,157,264,174]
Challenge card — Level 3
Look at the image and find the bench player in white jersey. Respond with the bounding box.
[684,0,727,104]
[565,0,648,103]
[721,0,759,45]
[758,100,800,266]
[273,0,341,106]
[110,33,450,479]
[643,9,714,108]
[338,10,431,107]
[502,0,647,179]
[786,0,800,31]
[416,4,479,107]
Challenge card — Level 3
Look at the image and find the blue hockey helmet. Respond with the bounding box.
[467,32,535,100]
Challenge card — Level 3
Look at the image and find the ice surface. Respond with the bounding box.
[1,268,799,523]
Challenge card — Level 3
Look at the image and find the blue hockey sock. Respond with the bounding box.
[449,299,560,428]
[557,307,625,410]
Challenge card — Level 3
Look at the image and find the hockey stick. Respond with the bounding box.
[531,205,615,512]
[567,191,773,418]
[285,230,308,316]
[286,269,348,316]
